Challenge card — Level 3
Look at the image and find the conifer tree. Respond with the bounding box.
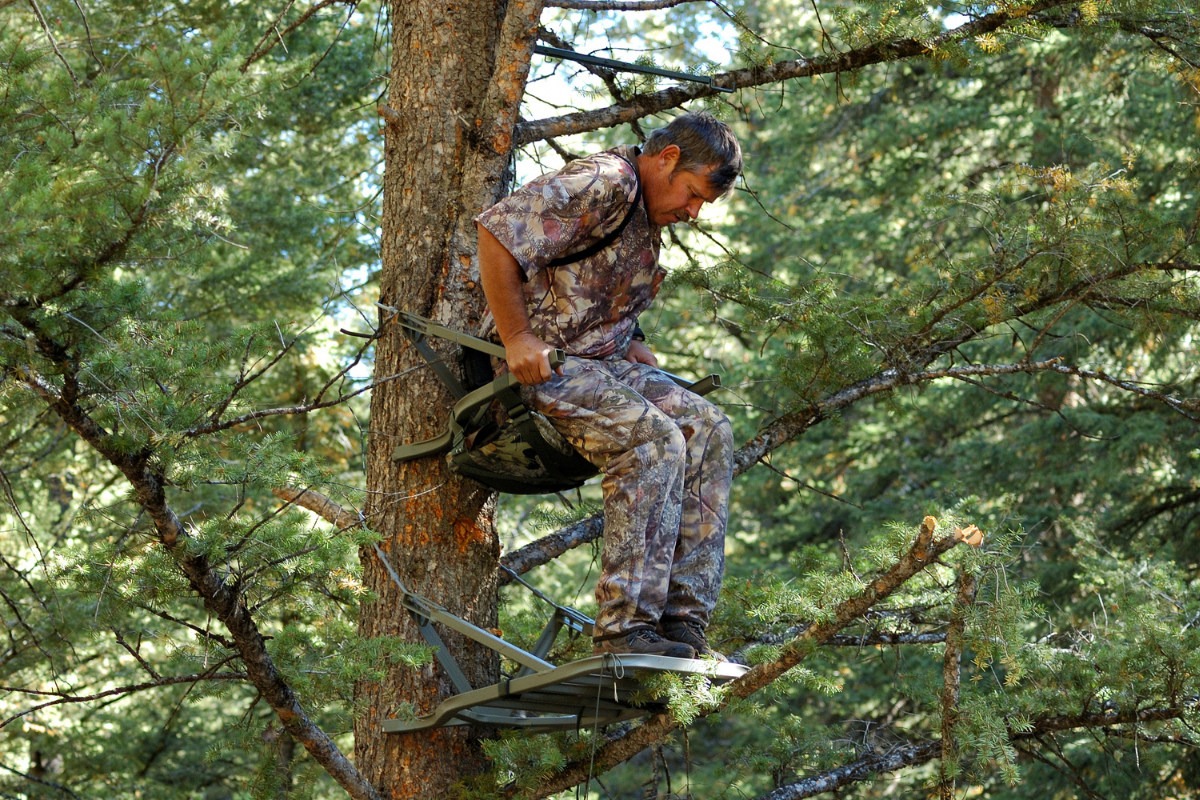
[1,0,1197,798]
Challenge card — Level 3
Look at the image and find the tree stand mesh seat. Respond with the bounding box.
[373,545,748,734]
[385,310,721,495]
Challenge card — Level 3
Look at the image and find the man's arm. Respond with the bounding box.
[477,223,560,385]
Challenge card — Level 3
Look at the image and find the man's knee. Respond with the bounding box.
[628,410,687,468]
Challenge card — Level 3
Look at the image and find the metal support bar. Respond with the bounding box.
[529,611,566,662]
[501,564,592,636]
[372,545,555,676]
[414,611,475,695]
[660,371,722,397]
[392,309,509,359]
[534,45,734,93]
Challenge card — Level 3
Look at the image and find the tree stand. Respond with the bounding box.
[373,544,747,734]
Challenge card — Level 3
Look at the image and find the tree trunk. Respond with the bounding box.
[356,0,541,796]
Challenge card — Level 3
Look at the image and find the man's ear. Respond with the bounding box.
[656,144,681,173]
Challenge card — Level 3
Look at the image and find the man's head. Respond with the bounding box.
[637,112,743,227]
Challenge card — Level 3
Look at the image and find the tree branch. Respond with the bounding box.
[1045,363,1200,422]
[939,570,978,799]
[180,362,427,438]
[480,0,545,156]
[272,486,363,530]
[515,0,1073,144]
[728,628,947,663]
[500,515,603,583]
[545,0,703,9]
[515,516,970,799]
[0,761,83,800]
[756,740,942,800]
[241,0,358,71]
[18,369,385,800]
[503,360,1067,582]
[26,0,78,86]
[754,697,1200,800]
[0,672,247,730]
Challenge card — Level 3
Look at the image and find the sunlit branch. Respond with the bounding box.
[939,570,977,799]
[242,0,359,71]
[545,0,702,8]
[515,0,1074,144]
[0,672,248,730]
[515,517,971,799]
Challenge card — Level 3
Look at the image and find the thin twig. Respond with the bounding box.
[241,0,357,71]
[0,672,248,729]
[26,0,78,86]
[544,0,702,8]
[0,762,83,800]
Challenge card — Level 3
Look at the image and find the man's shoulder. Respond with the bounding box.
[572,147,638,190]
[537,147,638,206]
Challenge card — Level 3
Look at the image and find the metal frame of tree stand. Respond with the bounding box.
[374,544,748,733]
[533,45,735,93]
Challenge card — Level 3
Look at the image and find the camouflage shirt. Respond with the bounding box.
[476,145,663,359]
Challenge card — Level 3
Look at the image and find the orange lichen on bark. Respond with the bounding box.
[453,516,489,553]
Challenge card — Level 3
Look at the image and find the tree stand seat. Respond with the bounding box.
[383,309,721,495]
[373,545,747,734]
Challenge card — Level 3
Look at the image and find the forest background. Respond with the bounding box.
[2,0,1199,798]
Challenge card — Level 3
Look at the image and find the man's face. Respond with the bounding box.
[639,144,723,227]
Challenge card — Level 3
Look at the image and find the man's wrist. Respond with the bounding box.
[505,329,541,347]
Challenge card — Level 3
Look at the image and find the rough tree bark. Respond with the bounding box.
[355,0,542,797]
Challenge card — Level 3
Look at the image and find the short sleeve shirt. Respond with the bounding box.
[476,145,663,359]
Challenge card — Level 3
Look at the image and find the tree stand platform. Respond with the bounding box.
[373,545,748,734]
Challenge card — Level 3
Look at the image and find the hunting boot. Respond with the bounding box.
[658,619,727,662]
[593,628,696,659]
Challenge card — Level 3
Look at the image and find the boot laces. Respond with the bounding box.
[667,620,709,648]
[630,629,668,645]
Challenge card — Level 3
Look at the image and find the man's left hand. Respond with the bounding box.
[624,339,658,368]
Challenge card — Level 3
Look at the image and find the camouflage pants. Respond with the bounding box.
[524,356,733,638]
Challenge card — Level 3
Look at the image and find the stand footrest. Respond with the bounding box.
[382,654,748,734]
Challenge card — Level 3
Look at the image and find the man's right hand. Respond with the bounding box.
[506,331,561,385]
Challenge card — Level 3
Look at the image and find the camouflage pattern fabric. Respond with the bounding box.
[522,357,734,637]
[475,145,662,360]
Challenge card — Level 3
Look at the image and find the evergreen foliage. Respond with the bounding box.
[1,1,405,797]
[3,0,1199,796]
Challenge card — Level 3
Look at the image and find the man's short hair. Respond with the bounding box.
[643,112,743,197]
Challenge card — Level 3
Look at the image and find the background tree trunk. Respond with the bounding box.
[356,0,540,796]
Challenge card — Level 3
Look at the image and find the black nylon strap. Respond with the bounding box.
[545,154,642,268]
[409,332,467,400]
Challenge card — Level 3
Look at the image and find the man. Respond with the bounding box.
[475,112,742,660]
